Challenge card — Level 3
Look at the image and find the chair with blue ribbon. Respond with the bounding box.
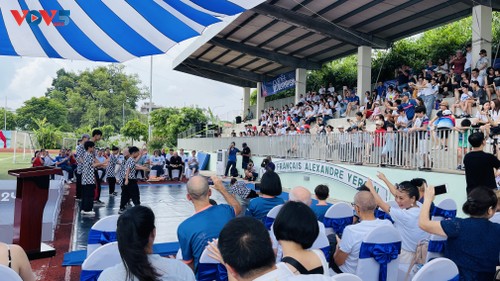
[323,202,354,237]
[426,234,447,262]
[490,212,500,224]
[431,198,457,221]
[80,242,121,281]
[331,273,362,281]
[356,225,402,281]
[374,208,394,224]
[196,247,228,281]
[0,264,22,281]
[87,215,120,258]
[412,257,459,281]
[264,204,283,231]
[310,230,331,262]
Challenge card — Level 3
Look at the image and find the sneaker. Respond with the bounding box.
[109,192,118,197]
[94,200,105,206]
[341,113,346,117]
[81,210,95,216]
[118,208,126,214]
[456,164,462,170]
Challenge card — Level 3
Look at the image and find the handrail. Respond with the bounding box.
[178,130,482,173]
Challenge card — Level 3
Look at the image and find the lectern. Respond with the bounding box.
[8,166,62,259]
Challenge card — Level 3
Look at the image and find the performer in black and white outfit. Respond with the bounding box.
[75,134,90,200]
[106,146,119,196]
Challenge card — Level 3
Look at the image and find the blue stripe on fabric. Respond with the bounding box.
[190,0,244,15]
[126,0,199,42]
[0,8,18,56]
[38,0,117,62]
[17,0,61,58]
[76,0,162,57]
[164,0,220,26]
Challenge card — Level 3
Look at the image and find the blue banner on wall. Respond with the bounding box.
[261,71,296,97]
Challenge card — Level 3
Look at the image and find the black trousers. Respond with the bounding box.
[94,170,101,201]
[81,184,95,211]
[75,173,82,199]
[168,166,183,179]
[107,177,116,194]
[119,179,140,209]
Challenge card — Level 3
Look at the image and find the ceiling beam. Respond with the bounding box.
[388,9,472,42]
[319,49,358,64]
[351,0,424,30]
[457,0,500,10]
[210,37,322,69]
[184,59,272,82]
[334,0,385,24]
[252,3,390,48]
[175,65,256,88]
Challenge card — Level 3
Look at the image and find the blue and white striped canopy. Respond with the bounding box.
[0,0,261,62]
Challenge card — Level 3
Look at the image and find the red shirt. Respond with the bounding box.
[32,157,43,167]
[451,56,466,74]
[374,128,386,147]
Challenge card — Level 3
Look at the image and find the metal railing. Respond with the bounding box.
[178,129,490,173]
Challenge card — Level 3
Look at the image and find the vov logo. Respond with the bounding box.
[11,10,70,26]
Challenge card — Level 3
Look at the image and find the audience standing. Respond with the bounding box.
[464,132,500,194]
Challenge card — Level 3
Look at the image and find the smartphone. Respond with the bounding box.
[434,184,447,195]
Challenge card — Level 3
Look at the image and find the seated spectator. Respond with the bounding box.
[333,190,393,274]
[149,149,164,177]
[342,91,360,117]
[274,201,329,276]
[168,151,183,180]
[187,150,199,178]
[246,171,284,222]
[347,112,365,131]
[419,186,500,280]
[242,107,253,122]
[0,243,35,281]
[98,206,195,281]
[243,161,258,181]
[311,184,332,222]
[365,179,429,279]
[177,176,240,274]
[55,148,73,181]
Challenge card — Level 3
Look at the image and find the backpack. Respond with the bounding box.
[230,166,239,177]
[405,239,429,281]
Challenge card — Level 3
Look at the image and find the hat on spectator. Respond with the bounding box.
[402,92,410,98]
[443,110,452,116]
[81,134,90,139]
[337,125,345,129]
[440,101,449,108]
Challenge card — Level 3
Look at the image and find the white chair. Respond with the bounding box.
[197,247,227,281]
[490,212,500,224]
[323,202,354,236]
[0,264,22,281]
[331,273,363,281]
[356,225,402,281]
[81,242,121,281]
[412,257,459,281]
[310,230,331,262]
[264,204,283,230]
[431,198,457,221]
[87,215,119,257]
[426,199,457,262]
[176,248,183,260]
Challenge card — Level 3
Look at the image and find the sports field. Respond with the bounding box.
[0,152,33,180]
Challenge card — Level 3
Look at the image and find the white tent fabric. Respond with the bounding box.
[0,0,264,62]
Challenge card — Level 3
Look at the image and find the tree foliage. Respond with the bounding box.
[121,119,148,144]
[16,97,69,131]
[32,117,63,149]
[150,107,207,147]
[0,109,17,130]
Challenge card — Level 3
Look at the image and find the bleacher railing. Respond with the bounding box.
[178,130,487,173]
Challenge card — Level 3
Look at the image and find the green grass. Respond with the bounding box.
[0,153,34,180]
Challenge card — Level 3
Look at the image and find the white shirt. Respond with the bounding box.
[465,51,472,69]
[253,263,294,281]
[328,86,335,93]
[98,254,195,281]
[338,219,394,274]
[280,249,329,276]
[389,207,429,252]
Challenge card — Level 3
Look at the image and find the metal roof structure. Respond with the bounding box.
[175,0,500,88]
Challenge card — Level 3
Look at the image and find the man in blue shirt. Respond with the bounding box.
[55,148,73,181]
[177,176,241,276]
[376,81,386,101]
[342,92,360,117]
[224,142,240,177]
[386,92,417,125]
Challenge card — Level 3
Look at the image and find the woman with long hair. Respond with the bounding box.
[419,186,500,280]
[98,206,195,281]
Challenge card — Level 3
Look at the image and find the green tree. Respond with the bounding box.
[32,117,63,149]
[121,119,148,145]
[16,97,69,131]
[150,107,207,147]
[0,109,17,130]
[97,125,115,141]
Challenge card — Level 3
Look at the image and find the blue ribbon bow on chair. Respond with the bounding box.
[359,241,401,281]
[197,263,228,281]
[88,229,117,245]
[323,216,353,237]
[80,269,102,281]
[448,275,459,281]
[427,240,446,253]
[374,209,395,223]
[264,217,275,230]
[432,207,456,220]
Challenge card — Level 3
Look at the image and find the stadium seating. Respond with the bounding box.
[86,215,119,257]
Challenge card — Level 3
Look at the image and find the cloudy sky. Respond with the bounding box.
[0,53,247,121]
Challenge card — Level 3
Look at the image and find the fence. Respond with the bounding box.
[178,129,485,173]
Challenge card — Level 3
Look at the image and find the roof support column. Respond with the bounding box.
[295,68,307,104]
[357,46,372,105]
[472,5,492,71]
[256,82,265,121]
[242,87,251,119]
